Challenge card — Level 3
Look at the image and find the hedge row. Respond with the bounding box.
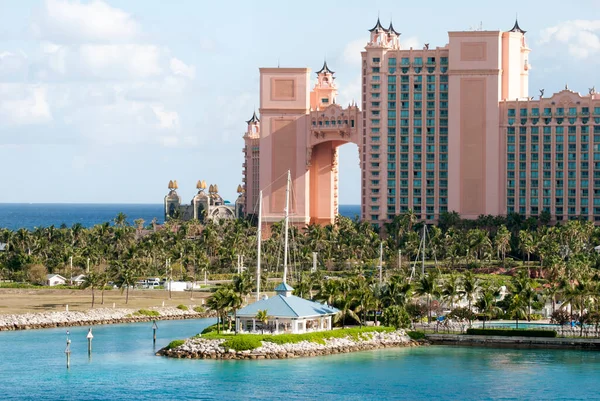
[466,328,557,337]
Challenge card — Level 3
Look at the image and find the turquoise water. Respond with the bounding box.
[1,319,600,400]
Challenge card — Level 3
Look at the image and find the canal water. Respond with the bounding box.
[1,318,599,400]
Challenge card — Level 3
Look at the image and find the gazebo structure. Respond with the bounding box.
[235,283,339,334]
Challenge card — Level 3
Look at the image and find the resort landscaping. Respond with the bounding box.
[157,326,420,360]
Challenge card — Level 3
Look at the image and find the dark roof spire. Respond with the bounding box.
[388,21,400,36]
[509,18,526,34]
[317,60,334,75]
[368,17,387,33]
[246,111,259,124]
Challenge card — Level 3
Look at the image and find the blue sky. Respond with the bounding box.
[0,0,598,204]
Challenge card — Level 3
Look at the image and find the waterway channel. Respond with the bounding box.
[1,318,599,400]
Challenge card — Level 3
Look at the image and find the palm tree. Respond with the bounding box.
[476,287,501,329]
[113,261,138,304]
[256,309,269,334]
[81,271,102,308]
[461,271,479,320]
[232,272,253,305]
[206,287,230,333]
[414,272,439,323]
[442,274,461,309]
[494,225,511,267]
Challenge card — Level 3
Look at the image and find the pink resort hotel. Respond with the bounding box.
[241,18,600,228]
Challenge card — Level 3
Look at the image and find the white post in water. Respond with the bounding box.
[65,331,71,369]
[283,170,291,285]
[312,252,317,273]
[86,328,93,355]
[152,320,158,344]
[256,190,263,302]
[378,242,383,283]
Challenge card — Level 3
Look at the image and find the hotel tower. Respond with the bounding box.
[242,18,600,228]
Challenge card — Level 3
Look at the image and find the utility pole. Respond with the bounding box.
[69,256,73,285]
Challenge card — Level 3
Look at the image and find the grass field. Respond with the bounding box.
[0,288,211,314]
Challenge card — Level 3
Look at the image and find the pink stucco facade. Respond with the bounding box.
[242,18,600,227]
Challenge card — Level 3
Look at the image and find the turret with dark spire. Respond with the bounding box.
[387,21,400,36]
[316,60,334,75]
[509,18,526,34]
[246,111,260,124]
[368,17,387,33]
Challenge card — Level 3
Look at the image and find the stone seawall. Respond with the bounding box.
[426,334,600,350]
[157,330,422,360]
[0,307,215,331]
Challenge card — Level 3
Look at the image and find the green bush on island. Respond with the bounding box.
[407,331,426,340]
[193,306,206,313]
[176,304,188,311]
[135,309,160,317]
[222,336,262,351]
[200,324,218,335]
[203,327,395,351]
[466,328,557,337]
[166,340,185,349]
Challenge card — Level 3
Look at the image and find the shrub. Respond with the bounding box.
[466,328,557,337]
[550,309,571,325]
[530,314,543,321]
[221,336,262,351]
[407,331,425,340]
[176,304,188,311]
[166,340,185,349]
[201,324,218,334]
[193,306,206,313]
[136,309,160,317]
[382,305,411,329]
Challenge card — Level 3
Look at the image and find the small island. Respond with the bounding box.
[157,326,421,360]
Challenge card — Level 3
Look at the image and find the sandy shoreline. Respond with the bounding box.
[0,306,215,331]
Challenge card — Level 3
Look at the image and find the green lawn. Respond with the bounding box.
[198,326,395,351]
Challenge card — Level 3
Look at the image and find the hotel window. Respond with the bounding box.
[373,75,380,81]
[569,107,577,116]
[388,58,397,66]
[520,108,528,117]
[372,57,380,63]
[532,108,540,116]
[388,76,396,83]
[413,57,423,66]
[544,108,552,116]
[372,67,380,73]
[508,108,516,117]
[371,84,380,90]
[401,57,410,66]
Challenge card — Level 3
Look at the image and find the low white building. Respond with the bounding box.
[235,283,339,334]
[72,274,86,285]
[164,280,188,292]
[46,274,66,286]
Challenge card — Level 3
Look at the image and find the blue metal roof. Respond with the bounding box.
[275,282,294,291]
[236,294,339,318]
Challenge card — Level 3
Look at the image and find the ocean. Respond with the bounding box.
[0,204,361,231]
[1,318,599,400]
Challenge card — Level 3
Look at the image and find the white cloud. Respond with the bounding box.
[170,57,195,79]
[539,20,600,60]
[0,85,52,125]
[32,0,140,43]
[402,36,421,51]
[0,0,201,149]
[152,105,180,130]
[343,39,365,66]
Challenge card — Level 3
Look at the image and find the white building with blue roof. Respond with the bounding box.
[235,282,339,334]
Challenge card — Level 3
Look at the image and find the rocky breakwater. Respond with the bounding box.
[157,330,421,360]
[0,306,214,331]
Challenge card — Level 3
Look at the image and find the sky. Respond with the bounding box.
[0,0,599,204]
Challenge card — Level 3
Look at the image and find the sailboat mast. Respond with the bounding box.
[256,190,262,302]
[421,224,426,276]
[283,170,291,284]
[378,242,383,283]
